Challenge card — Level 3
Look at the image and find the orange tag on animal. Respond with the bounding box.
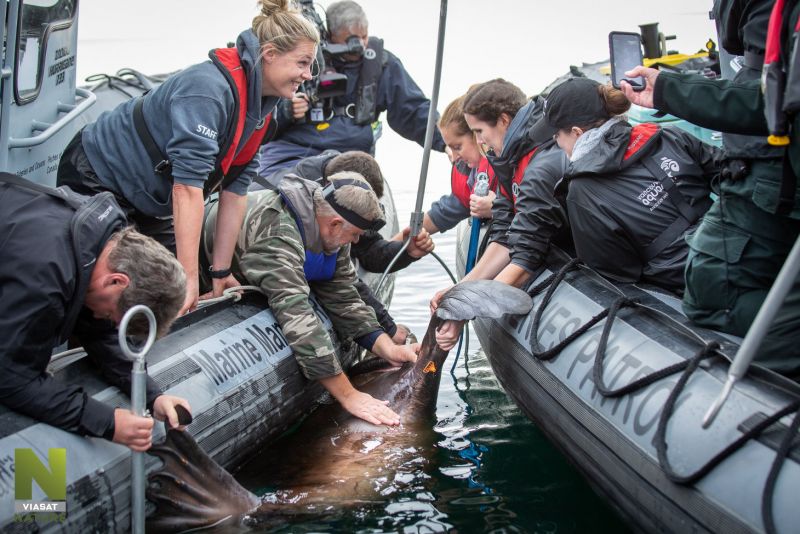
[423,361,437,374]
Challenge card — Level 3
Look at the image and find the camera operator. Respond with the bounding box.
[259,0,445,174]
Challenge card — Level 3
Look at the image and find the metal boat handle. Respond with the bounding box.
[118,304,157,534]
[7,87,96,149]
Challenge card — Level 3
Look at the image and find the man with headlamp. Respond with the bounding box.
[259,0,445,174]
[201,172,419,425]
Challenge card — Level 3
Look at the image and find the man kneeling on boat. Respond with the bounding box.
[0,174,192,452]
[251,149,435,345]
[201,172,419,425]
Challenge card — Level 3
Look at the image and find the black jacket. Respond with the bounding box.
[0,177,161,439]
[487,99,571,273]
[565,121,721,292]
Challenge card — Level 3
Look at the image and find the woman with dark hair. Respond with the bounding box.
[545,77,720,292]
[433,78,569,350]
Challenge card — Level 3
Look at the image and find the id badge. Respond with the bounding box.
[310,108,325,122]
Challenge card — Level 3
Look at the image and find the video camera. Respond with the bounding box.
[296,0,364,119]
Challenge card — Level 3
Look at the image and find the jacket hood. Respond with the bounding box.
[277,175,326,253]
[489,97,552,182]
[64,191,127,340]
[567,120,662,178]
[236,29,280,122]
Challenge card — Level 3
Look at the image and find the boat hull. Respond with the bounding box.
[457,222,800,533]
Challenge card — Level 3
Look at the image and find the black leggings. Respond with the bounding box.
[57,131,177,254]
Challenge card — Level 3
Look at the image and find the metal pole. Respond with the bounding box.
[703,234,800,428]
[410,0,448,233]
[118,305,157,534]
[376,0,448,294]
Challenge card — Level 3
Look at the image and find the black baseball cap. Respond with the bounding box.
[530,77,611,141]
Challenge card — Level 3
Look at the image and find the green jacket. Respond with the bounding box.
[653,66,800,220]
[203,178,382,380]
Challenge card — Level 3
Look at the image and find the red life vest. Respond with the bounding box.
[450,157,497,208]
[206,47,274,194]
[497,148,538,208]
[622,122,660,161]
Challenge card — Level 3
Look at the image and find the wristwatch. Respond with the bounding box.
[208,266,232,279]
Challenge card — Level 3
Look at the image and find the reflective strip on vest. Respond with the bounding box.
[511,149,538,206]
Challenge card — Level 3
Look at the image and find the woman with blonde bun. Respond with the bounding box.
[58,0,319,315]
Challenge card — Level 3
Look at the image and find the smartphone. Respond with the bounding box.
[609,31,645,91]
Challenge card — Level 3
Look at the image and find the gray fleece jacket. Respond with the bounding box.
[82,29,279,217]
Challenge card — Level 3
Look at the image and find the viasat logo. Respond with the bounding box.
[13,448,67,523]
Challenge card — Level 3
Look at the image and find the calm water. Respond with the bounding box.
[75,2,715,530]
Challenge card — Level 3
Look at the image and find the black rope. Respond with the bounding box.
[530,258,581,358]
[525,257,800,529]
[762,404,800,534]
[654,343,799,485]
[594,300,717,398]
[534,303,616,361]
[527,271,559,297]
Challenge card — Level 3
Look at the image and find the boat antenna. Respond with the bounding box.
[376,0,448,293]
[702,234,800,428]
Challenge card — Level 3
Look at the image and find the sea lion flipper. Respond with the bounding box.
[146,429,259,533]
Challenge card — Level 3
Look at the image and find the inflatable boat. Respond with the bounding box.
[455,224,800,533]
[0,111,398,534]
[0,2,399,530]
[0,270,400,533]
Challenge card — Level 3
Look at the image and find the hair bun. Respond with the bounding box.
[258,0,287,18]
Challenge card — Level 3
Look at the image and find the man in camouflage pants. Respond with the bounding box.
[202,172,419,425]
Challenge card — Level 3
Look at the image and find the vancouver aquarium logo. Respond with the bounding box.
[13,448,66,523]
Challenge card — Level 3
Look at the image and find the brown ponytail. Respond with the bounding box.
[252,0,320,55]
[598,83,631,116]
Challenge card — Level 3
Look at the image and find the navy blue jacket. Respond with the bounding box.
[259,46,445,174]
[81,29,279,217]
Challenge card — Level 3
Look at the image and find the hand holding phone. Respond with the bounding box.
[609,31,645,92]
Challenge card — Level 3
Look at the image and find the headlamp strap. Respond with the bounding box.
[322,180,385,231]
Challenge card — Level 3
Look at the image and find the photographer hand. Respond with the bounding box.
[292,93,310,119]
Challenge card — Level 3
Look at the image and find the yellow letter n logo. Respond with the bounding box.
[14,448,66,501]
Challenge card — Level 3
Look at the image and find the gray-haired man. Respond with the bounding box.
[259,0,445,173]
[202,172,419,425]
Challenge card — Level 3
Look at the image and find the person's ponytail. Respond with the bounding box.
[598,84,631,116]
